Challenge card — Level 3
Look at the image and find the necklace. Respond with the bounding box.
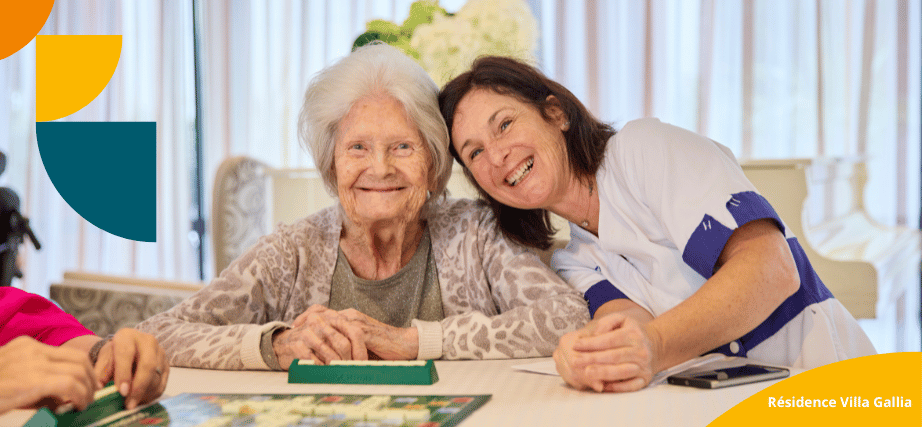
[580,181,594,228]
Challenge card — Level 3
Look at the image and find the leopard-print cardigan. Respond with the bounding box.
[136,198,589,370]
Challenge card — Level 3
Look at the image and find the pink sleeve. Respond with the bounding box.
[0,288,95,347]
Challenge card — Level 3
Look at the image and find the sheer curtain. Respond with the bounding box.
[0,0,197,296]
[538,0,919,228]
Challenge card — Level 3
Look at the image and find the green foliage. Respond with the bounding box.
[352,0,448,61]
[351,31,400,52]
[366,19,402,36]
[402,0,448,34]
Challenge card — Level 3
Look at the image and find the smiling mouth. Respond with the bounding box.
[359,186,405,192]
[506,157,534,186]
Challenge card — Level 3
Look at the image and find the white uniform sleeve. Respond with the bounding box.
[613,119,784,279]
[551,229,606,294]
[552,228,640,317]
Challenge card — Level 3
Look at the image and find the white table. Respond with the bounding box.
[1,358,790,427]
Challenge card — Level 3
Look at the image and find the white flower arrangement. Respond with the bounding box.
[354,0,538,86]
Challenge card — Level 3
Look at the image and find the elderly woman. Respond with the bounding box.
[438,56,875,392]
[137,44,588,370]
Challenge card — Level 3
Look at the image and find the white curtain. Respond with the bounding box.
[0,0,197,296]
[536,0,920,229]
[0,0,918,294]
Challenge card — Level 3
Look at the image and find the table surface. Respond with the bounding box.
[1,358,790,427]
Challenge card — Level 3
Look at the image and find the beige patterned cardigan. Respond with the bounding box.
[137,198,589,370]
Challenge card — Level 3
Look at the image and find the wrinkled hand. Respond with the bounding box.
[274,305,368,368]
[0,336,97,415]
[339,309,418,360]
[553,313,659,392]
[93,328,169,409]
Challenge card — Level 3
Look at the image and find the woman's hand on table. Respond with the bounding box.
[339,309,419,360]
[93,328,169,409]
[0,336,97,414]
[276,305,368,367]
[554,313,661,393]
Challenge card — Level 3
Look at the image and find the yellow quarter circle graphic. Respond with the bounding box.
[36,35,122,122]
[0,0,54,60]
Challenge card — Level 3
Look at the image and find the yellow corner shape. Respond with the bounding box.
[36,35,122,122]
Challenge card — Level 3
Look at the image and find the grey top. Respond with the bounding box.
[328,227,444,327]
[259,228,443,369]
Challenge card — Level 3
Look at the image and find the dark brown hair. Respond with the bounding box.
[439,56,616,249]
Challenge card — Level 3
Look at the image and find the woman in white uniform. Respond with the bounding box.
[438,56,875,393]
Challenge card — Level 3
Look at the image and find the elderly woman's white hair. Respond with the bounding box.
[298,42,452,207]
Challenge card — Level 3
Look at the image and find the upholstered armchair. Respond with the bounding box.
[210,156,337,275]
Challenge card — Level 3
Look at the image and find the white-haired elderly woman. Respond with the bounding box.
[137,43,589,370]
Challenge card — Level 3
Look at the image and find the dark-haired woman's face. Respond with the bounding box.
[451,88,572,210]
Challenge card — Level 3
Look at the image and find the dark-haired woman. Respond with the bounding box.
[439,56,875,393]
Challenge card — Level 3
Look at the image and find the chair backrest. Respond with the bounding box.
[211,156,335,276]
[211,156,567,275]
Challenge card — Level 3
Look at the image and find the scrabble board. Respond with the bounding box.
[288,359,439,385]
[85,393,491,427]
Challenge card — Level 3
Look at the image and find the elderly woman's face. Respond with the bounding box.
[334,96,432,226]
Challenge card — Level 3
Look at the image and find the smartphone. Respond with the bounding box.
[667,364,790,389]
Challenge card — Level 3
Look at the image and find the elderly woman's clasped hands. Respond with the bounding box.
[273,305,420,367]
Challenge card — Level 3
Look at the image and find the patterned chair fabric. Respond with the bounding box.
[50,286,189,336]
[49,272,199,336]
[211,156,273,277]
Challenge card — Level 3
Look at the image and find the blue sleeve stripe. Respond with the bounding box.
[734,237,834,346]
[584,280,631,318]
[682,214,734,279]
[727,191,785,235]
[706,237,834,358]
[682,191,786,279]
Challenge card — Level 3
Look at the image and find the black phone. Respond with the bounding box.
[667,364,790,389]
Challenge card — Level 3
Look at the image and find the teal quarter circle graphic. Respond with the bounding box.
[35,121,156,242]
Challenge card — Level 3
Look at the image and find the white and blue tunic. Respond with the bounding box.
[552,118,876,369]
